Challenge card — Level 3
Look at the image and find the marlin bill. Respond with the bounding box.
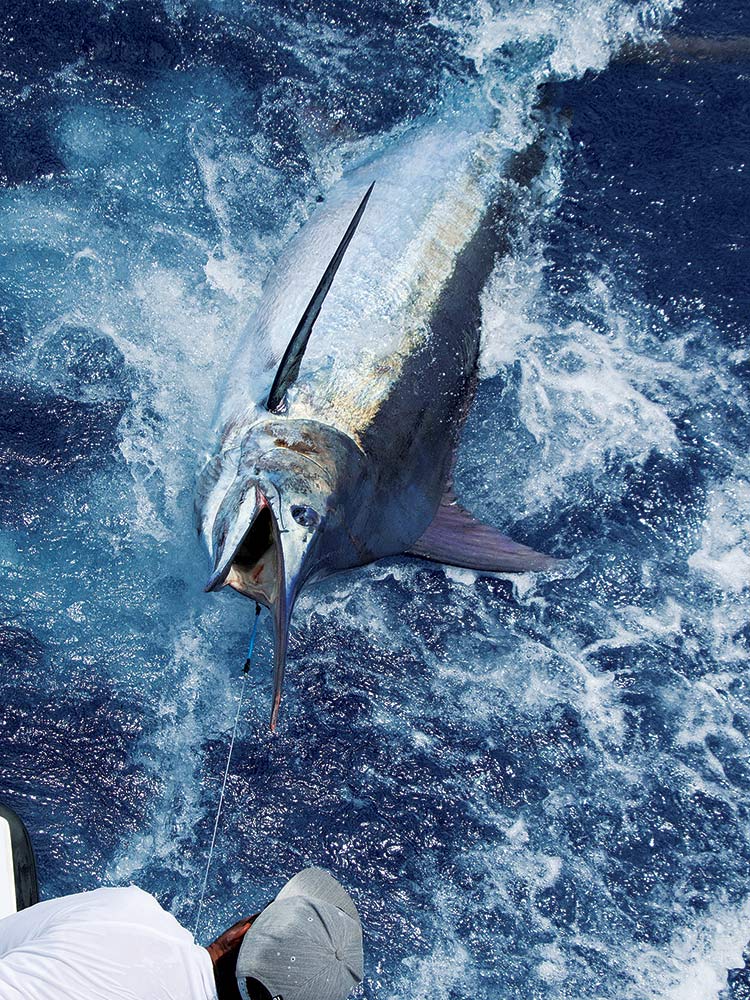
[196,103,562,729]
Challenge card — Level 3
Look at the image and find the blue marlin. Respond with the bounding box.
[197,106,558,729]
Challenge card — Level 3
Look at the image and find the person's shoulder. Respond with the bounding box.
[111,885,156,902]
[68,885,163,921]
[80,885,152,903]
[0,886,152,944]
[98,884,165,909]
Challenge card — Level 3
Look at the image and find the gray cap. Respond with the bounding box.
[236,868,363,1000]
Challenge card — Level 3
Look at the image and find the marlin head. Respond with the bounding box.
[203,417,368,730]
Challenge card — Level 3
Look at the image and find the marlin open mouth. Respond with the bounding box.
[205,489,297,732]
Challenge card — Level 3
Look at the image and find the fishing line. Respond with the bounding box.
[193,603,261,939]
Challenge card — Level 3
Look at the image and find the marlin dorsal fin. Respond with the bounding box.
[407,491,560,573]
[265,182,375,413]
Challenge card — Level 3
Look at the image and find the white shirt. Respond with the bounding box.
[0,885,218,1000]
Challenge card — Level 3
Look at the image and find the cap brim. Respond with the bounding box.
[275,868,361,927]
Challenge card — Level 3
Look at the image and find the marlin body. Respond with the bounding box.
[197,104,558,728]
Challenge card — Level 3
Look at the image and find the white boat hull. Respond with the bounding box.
[0,804,38,919]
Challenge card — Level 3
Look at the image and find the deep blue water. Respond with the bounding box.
[1,1,749,998]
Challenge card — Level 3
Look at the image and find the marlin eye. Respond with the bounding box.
[291,505,320,528]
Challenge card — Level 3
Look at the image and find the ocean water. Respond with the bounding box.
[1,1,749,998]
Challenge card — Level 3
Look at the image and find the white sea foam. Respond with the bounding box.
[689,473,750,595]
[432,0,680,81]
[478,254,687,514]
[645,899,750,1000]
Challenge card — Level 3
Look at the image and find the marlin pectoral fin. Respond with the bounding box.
[407,494,560,573]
